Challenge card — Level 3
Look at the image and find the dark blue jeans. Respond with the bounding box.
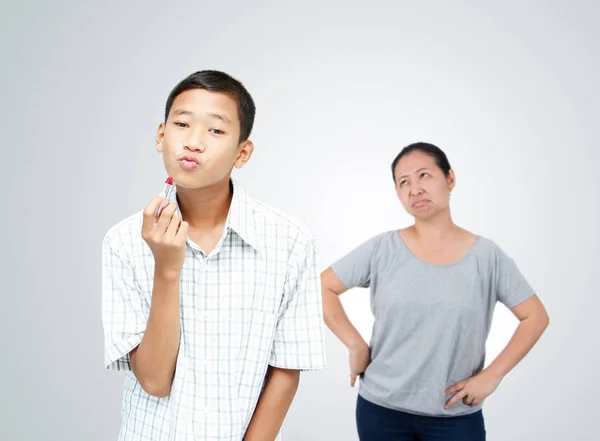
[356,394,486,441]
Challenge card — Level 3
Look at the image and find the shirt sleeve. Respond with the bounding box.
[102,234,149,371]
[268,233,327,371]
[330,234,381,289]
[495,245,536,308]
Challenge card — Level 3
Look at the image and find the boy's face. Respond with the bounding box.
[156,88,253,190]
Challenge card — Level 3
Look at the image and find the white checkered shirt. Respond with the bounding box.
[102,179,327,441]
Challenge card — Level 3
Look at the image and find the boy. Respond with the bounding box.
[102,70,326,441]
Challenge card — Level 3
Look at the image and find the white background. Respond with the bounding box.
[2,1,598,440]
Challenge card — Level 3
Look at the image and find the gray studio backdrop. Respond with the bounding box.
[2,1,598,440]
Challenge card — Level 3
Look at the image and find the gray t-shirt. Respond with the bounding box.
[332,230,534,417]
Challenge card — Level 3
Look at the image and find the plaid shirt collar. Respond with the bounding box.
[168,178,263,255]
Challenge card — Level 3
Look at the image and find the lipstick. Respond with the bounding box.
[155,176,174,218]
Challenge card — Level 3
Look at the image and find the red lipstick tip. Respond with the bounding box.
[166,176,173,185]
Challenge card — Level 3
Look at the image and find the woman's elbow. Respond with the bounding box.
[540,309,550,331]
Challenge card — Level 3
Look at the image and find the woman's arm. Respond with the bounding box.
[445,294,549,408]
[484,294,549,379]
[321,267,371,386]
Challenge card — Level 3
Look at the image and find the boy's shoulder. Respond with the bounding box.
[248,195,315,243]
[102,210,145,251]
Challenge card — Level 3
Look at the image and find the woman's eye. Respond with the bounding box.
[421,172,429,178]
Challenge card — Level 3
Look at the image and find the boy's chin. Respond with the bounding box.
[169,172,230,191]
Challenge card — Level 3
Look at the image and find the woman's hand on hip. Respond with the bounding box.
[349,341,371,387]
[444,369,502,409]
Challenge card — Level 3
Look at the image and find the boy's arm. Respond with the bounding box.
[102,196,188,398]
[244,232,327,439]
[242,367,300,441]
[132,197,188,397]
[129,266,181,397]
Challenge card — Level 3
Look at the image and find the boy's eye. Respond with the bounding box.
[421,172,429,178]
[174,122,188,128]
[400,180,407,186]
[210,129,225,135]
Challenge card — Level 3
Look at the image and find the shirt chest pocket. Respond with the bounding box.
[230,265,280,367]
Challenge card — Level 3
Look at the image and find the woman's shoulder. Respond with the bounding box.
[355,230,398,253]
[470,234,508,261]
[357,229,399,245]
[345,230,402,260]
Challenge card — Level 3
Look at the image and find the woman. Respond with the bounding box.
[321,142,549,441]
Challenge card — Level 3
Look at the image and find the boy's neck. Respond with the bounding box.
[175,178,233,231]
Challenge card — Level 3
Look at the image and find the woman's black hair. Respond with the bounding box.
[391,142,451,182]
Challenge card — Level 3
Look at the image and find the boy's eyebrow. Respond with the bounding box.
[171,109,231,124]
[207,112,231,124]
[172,109,194,116]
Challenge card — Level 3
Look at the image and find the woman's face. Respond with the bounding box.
[393,150,455,219]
